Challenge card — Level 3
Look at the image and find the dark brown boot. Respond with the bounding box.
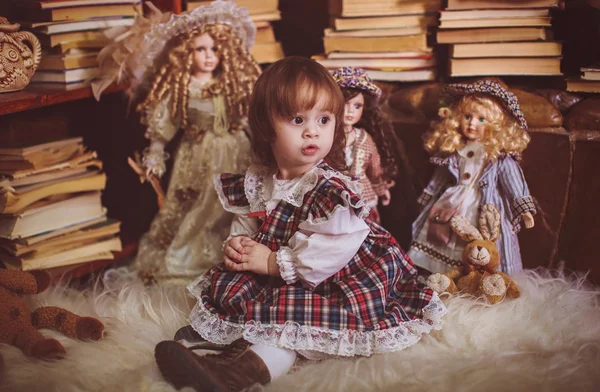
[155,340,270,392]
[174,325,252,353]
[174,325,204,343]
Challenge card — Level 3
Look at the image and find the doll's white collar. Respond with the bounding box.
[457,141,485,159]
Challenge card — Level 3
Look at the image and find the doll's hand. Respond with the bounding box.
[380,190,392,206]
[224,238,278,276]
[223,235,250,265]
[522,212,535,229]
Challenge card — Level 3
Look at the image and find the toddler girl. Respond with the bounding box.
[154,56,446,392]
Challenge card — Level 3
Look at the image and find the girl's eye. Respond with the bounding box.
[317,116,331,125]
[291,116,303,125]
[479,117,485,123]
[465,115,472,120]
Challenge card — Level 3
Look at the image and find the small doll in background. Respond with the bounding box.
[408,80,536,276]
[153,57,446,392]
[94,1,261,284]
[331,66,397,224]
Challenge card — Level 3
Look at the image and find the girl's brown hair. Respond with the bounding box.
[424,94,530,160]
[137,24,261,130]
[342,88,398,180]
[248,56,346,171]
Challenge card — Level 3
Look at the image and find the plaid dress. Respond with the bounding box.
[187,162,446,357]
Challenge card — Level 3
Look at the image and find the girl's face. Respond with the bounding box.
[271,96,336,179]
[343,93,364,128]
[460,104,487,141]
[191,33,219,78]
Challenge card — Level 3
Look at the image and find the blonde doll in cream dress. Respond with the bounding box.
[94,1,261,284]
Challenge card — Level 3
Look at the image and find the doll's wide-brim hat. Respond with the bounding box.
[144,0,256,63]
[331,66,382,99]
[440,79,528,130]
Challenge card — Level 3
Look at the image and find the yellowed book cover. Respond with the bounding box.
[324,34,428,54]
[0,172,106,214]
[20,236,122,271]
[251,42,284,64]
[332,14,438,31]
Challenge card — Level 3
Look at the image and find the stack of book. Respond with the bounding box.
[567,64,600,93]
[437,0,562,77]
[12,0,140,86]
[0,137,122,273]
[188,0,285,64]
[315,0,441,82]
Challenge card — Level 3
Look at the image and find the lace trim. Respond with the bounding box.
[213,175,250,215]
[244,164,269,213]
[188,77,211,97]
[187,274,448,357]
[411,241,463,268]
[142,147,170,178]
[276,246,298,284]
[243,163,370,219]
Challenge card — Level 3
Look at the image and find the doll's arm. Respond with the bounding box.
[364,134,391,197]
[497,156,537,231]
[275,208,369,289]
[142,98,179,178]
[418,166,451,208]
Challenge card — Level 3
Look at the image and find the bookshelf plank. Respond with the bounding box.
[0,83,125,116]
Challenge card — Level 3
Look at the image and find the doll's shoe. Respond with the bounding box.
[155,340,269,392]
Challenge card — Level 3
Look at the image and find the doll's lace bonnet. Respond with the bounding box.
[331,66,382,99]
[142,0,255,65]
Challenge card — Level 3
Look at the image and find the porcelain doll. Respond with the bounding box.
[331,66,397,224]
[94,1,261,284]
[408,80,536,275]
[153,56,446,392]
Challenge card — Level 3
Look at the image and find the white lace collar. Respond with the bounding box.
[188,76,213,98]
[457,141,485,159]
[243,162,361,214]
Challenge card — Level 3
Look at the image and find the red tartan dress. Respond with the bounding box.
[187,162,446,357]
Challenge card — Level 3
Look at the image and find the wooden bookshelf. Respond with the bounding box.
[0,83,125,116]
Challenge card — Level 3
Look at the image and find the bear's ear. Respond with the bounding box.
[479,204,501,242]
[450,215,483,242]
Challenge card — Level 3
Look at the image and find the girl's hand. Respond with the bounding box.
[224,238,278,276]
[223,235,250,265]
[380,190,392,206]
[522,212,535,229]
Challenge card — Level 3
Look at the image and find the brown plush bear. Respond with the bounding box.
[0,269,104,359]
[426,204,520,304]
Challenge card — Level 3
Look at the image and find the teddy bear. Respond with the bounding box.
[0,268,105,359]
[426,204,520,304]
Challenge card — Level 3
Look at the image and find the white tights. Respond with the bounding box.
[250,343,297,380]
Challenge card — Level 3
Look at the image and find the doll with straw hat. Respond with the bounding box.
[407,79,536,276]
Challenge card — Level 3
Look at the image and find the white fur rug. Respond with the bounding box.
[1,268,599,392]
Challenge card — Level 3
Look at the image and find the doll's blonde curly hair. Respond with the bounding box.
[424,94,530,160]
[138,24,261,130]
